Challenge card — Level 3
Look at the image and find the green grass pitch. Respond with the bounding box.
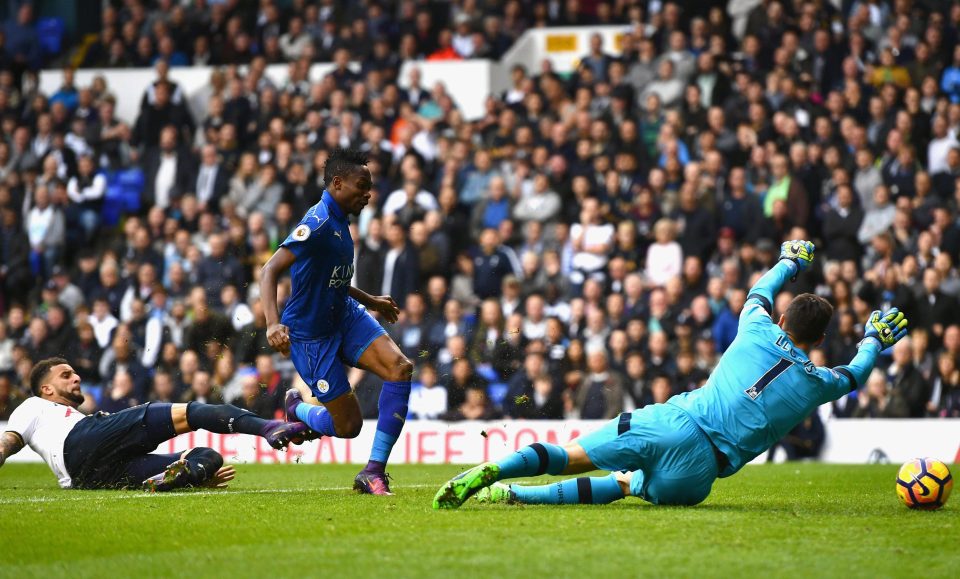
[0,463,956,578]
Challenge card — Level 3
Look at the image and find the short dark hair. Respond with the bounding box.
[783,294,834,345]
[323,147,368,185]
[29,357,69,396]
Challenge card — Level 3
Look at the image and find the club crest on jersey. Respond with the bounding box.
[293,224,311,241]
[316,379,330,394]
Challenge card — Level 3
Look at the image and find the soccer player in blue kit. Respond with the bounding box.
[433,240,909,508]
[260,148,413,495]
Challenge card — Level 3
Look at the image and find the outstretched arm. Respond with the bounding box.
[742,240,815,322]
[831,339,882,393]
[821,308,909,398]
[0,432,25,469]
[746,260,798,313]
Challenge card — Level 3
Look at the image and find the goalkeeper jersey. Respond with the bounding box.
[668,260,879,477]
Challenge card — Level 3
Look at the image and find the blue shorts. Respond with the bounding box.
[578,403,720,505]
[288,297,386,402]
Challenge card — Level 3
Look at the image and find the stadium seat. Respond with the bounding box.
[117,168,144,213]
[101,183,124,227]
[36,18,65,56]
[475,364,499,382]
[487,382,509,407]
[117,168,145,190]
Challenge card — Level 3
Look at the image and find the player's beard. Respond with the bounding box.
[60,387,85,407]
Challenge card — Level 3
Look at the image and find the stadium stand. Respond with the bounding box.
[0,0,959,435]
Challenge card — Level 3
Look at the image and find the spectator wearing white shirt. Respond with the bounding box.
[66,155,105,243]
[513,172,561,225]
[641,59,684,109]
[279,17,312,60]
[502,65,529,106]
[26,185,65,278]
[142,126,193,210]
[88,297,119,349]
[382,181,438,217]
[65,116,93,159]
[645,218,684,287]
[140,289,170,369]
[119,263,158,323]
[522,294,548,341]
[928,115,959,175]
[451,15,476,58]
[409,364,447,419]
[570,197,615,285]
[221,284,254,331]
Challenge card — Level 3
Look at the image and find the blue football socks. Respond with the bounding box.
[365,381,411,472]
[295,403,338,437]
[294,380,411,474]
[496,443,569,479]
[510,474,625,505]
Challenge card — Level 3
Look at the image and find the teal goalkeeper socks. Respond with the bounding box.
[496,443,569,479]
[510,474,625,505]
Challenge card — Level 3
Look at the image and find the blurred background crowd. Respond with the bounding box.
[0,0,959,453]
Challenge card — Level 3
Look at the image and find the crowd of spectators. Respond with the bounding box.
[1,0,960,431]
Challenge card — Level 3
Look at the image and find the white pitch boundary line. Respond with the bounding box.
[0,483,441,505]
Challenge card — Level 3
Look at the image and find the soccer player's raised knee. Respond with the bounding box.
[182,447,224,485]
[336,416,363,439]
[387,355,413,382]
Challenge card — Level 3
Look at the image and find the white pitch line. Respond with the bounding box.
[0,483,438,505]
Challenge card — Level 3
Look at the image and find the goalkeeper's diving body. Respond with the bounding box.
[433,241,909,508]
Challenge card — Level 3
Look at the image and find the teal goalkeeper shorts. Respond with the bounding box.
[578,403,720,505]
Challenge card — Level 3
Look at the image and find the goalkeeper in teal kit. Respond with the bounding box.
[433,241,909,509]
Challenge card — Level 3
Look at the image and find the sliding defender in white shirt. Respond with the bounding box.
[0,358,311,490]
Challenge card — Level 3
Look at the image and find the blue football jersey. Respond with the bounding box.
[280,192,355,340]
[669,285,854,477]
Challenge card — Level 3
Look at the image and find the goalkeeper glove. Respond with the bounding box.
[862,308,909,350]
[779,240,815,281]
